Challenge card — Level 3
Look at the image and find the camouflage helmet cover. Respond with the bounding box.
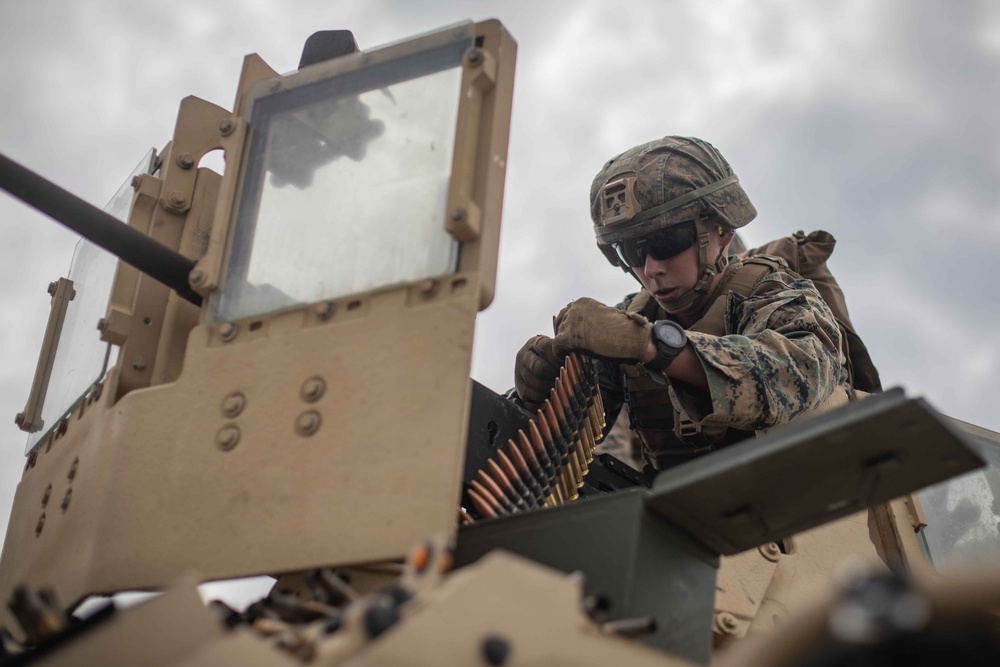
[590,136,756,245]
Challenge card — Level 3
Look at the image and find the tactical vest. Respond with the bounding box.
[620,230,880,471]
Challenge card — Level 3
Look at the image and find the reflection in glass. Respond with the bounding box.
[211,32,469,323]
[920,441,1000,570]
[25,151,154,453]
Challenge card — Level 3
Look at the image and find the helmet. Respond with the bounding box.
[590,136,756,312]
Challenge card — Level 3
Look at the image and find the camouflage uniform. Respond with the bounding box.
[577,137,850,469]
[597,257,850,471]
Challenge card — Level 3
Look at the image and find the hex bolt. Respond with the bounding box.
[67,458,78,481]
[189,268,206,287]
[295,411,322,437]
[35,513,45,537]
[760,542,781,562]
[418,279,438,296]
[716,612,739,635]
[132,356,147,371]
[60,488,72,513]
[41,485,51,508]
[219,119,235,136]
[222,392,247,418]
[176,152,195,169]
[47,282,56,296]
[301,377,326,403]
[96,318,108,333]
[481,635,510,665]
[216,425,240,451]
[464,48,484,67]
[131,175,142,189]
[219,323,238,343]
[14,412,25,428]
[167,191,187,208]
[314,301,336,321]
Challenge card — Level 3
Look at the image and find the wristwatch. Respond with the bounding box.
[646,319,688,371]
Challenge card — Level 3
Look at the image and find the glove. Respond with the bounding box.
[514,334,562,405]
[552,297,652,363]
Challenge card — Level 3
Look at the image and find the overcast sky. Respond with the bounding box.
[2,1,999,561]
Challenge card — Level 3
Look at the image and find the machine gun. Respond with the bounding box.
[1,19,998,667]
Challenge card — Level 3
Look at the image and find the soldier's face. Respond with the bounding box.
[634,229,731,312]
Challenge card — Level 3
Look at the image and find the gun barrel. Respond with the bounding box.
[0,152,202,306]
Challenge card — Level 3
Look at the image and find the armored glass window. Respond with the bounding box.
[210,26,473,323]
[24,151,153,453]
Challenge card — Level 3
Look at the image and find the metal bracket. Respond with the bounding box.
[444,48,497,242]
[16,278,76,433]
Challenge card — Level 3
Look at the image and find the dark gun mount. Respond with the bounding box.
[457,387,985,663]
[0,152,202,306]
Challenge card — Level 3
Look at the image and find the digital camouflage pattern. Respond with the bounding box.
[590,136,757,242]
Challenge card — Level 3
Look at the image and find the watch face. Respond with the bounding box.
[656,321,686,348]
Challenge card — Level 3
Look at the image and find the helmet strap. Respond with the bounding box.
[661,218,729,315]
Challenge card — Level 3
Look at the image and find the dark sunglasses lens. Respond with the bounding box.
[641,224,696,261]
[613,240,644,267]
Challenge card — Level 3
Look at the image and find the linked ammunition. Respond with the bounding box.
[536,406,574,500]
[467,488,497,520]
[516,432,551,496]
[504,442,545,505]
[497,449,539,507]
[475,473,516,514]
[568,354,602,441]
[487,459,529,511]
[529,420,563,498]
[546,395,584,490]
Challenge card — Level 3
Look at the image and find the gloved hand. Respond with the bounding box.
[552,297,652,363]
[514,334,562,405]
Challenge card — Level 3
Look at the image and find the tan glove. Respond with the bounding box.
[514,334,562,405]
[552,297,652,363]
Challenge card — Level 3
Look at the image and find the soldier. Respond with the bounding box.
[514,136,851,471]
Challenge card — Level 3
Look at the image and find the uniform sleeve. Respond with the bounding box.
[669,272,847,430]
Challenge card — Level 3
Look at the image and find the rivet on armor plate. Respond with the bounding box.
[222,392,246,418]
[219,322,238,342]
[295,411,322,437]
[216,425,240,451]
[314,301,335,320]
[759,541,781,562]
[301,377,326,403]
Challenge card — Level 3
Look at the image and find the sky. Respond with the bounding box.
[1,1,999,569]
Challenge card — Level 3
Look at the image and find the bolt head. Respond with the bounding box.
[167,191,186,207]
[176,152,195,169]
[47,282,56,296]
[216,425,240,451]
[219,323,238,342]
[450,207,466,222]
[222,392,247,418]
[131,175,142,189]
[464,48,485,67]
[189,268,206,287]
[14,412,25,428]
[301,378,326,403]
[295,411,322,437]
[481,635,510,665]
[131,355,148,371]
[219,119,235,136]
[314,301,336,321]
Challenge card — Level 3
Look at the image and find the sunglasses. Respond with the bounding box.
[612,222,697,267]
